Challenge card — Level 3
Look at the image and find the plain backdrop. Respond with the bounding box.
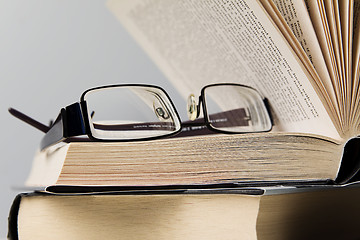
[0,1,186,237]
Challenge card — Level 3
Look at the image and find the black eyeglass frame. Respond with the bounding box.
[10,83,272,150]
[194,83,273,135]
[40,84,184,150]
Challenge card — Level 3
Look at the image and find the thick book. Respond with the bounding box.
[41,0,359,187]
[8,185,360,240]
[24,133,360,187]
[19,0,360,187]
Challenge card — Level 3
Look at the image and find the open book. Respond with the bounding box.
[108,0,360,141]
[21,0,360,188]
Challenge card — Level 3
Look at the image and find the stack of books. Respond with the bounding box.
[8,0,360,239]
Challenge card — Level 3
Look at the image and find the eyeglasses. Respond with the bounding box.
[9,83,272,150]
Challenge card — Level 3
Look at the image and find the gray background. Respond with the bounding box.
[0,1,185,237]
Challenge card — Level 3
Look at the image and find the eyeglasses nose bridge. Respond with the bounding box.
[187,94,202,121]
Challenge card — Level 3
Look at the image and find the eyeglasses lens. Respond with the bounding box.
[203,85,272,133]
[83,86,181,140]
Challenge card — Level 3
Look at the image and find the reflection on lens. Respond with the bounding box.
[83,86,181,140]
[153,98,170,120]
[203,84,272,133]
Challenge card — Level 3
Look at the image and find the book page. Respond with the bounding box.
[326,1,345,105]
[107,0,340,140]
[339,0,353,123]
[352,0,360,130]
[258,0,340,131]
[324,0,347,126]
[270,0,338,113]
[353,0,360,89]
[329,1,346,93]
[305,0,344,121]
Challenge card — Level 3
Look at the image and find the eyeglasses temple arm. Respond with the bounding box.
[40,102,87,150]
[8,108,50,133]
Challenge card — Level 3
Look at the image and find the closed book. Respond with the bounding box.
[8,185,360,240]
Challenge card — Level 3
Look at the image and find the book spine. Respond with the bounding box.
[335,137,360,184]
[7,193,23,240]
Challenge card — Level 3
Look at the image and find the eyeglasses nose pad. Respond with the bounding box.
[153,99,170,121]
[187,94,198,121]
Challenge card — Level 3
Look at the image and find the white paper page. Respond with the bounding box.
[108,0,340,140]
[352,0,360,117]
[271,0,337,107]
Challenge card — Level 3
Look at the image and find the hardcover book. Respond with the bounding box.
[8,185,360,240]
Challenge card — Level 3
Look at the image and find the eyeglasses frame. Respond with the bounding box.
[40,84,184,150]
[186,83,273,135]
[10,83,272,150]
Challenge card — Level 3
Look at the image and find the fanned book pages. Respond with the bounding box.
[8,186,360,240]
[107,0,360,140]
[22,0,360,188]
